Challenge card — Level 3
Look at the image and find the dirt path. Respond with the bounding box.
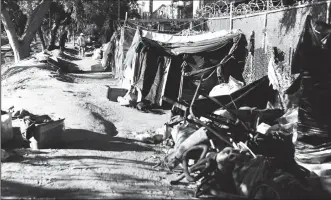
[1,49,195,199]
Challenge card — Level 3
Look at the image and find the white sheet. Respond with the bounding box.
[141,29,240,44]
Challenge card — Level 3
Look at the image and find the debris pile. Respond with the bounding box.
[1,107,65,150]
[145,16,330,199]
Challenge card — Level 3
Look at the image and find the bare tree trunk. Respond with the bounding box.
[1,8,29,62]
[48,23,59,50]
[38,27,46,51]
[21,0,53,45]
[1,0,52,62]
[48,7,73,50]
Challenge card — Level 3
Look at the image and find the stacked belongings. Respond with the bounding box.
[160,83,313,198]
[156,15,331,199]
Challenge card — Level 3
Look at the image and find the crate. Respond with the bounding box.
[33,118,65,149]
[1,113,13,144]
[91,63,104,72]
[105,86,128,102]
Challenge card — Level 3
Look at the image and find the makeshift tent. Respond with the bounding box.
[291,15,331,138]
[108,26,137,78]
[121,27,248,107]
[102,32,118,71]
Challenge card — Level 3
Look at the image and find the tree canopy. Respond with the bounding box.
[1,0,140,61]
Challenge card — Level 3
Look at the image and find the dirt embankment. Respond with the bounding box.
[1,58,193,199]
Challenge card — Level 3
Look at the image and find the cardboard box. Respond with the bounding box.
[1,113,13,144]
[34,118,65,149]
[105,86,128,102]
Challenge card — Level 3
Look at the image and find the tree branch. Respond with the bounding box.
[1,8,20,46]
[22,0,53,43]
[60,6,73,25]
[1,8,22,62]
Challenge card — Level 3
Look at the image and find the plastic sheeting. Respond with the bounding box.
[209,76,244,97]
[142,31,243,55]
[141,29,237,44]
[192,76,278,117]
[291,16,331,137]
[122,28,141,89]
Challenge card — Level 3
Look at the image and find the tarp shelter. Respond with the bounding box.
[120,27,248,106]
[105,26,137,78]
[291,15,331,137]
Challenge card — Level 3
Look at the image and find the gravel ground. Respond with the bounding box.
[1,49,195,199]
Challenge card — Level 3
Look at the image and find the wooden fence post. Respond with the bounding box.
[263,13,268,53]
[118,0,120,20]
[229,2,234,31]
[327,1,330,24]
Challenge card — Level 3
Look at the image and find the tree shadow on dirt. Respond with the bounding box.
[91,111,118,136]
[1,64,49,81]
[1,175,194,199]
[47,155,157,166]
[70,73,115,80]
[1,180,100,199]
[65,48,79,56]
[61,52,82,61]
[59,129,153,152]
[56,58,82,73]
[49,72,75,83]
[143,109,166,115]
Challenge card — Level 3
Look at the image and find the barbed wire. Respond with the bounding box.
[195,0,320,18]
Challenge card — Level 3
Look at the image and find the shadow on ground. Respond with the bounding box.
[69,73,115,80]
[48,57,82,73]
[59,129,153,152]
[49,72,75,83]
[1,176,194,199]
[1,180,100,199]
[61,52,82,61]
[65,48,79,56]
[1,64,50,80]
[91,111,118,136]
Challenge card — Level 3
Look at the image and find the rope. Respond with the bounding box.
[229,93,238,109]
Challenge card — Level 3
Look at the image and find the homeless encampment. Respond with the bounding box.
[102,26,136,75]
[119,27,248,107]
[155,15,331,199]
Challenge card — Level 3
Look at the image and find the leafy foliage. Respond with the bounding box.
[1,0,28,37]
[1,0,140,44]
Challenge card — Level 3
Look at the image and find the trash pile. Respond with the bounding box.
[147,16,331,199]
[1,107,65,151]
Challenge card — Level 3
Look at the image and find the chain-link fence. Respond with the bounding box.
[205,0,330,84]
[196,0,328,18]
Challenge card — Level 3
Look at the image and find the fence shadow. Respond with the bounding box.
[59,129,153,152]
[1,180,100,199]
